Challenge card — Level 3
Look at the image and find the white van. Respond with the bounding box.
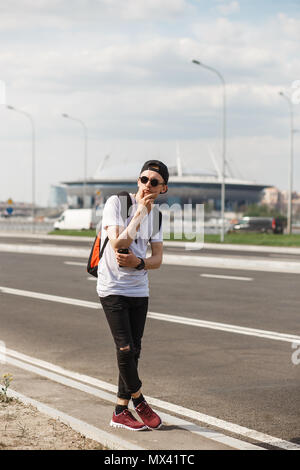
[54,209,98,231]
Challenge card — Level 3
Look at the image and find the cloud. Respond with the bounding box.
[0,0,189,30]
[277,12,300,40]
[215,1,240,16]
[1,1,300,205]
[0,24,296,142]
[191,14,300,84]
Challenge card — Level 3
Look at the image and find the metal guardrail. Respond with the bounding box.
[0,220,54,233]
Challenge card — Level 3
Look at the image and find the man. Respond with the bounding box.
[98,160,169,431]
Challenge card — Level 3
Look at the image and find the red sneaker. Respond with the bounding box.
[134,401,162,429]
[110,409,147,431]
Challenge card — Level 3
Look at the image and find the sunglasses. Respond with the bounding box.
[139,176,164,187]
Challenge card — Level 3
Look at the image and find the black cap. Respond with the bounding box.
[140,160,169,184]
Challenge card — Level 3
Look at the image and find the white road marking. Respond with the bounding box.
[166,241,300,255]
[1,243,300,273]
[3,349,262,450]
[0,286,99,309]
[201,274,253,281]
[1,286,299,344]
[0,243,89,258]
[7,389,144,450]
[164,254,300,274]
[64,261,86,266]
[269,254,299,259]
[2,233,300,255]
[147,311,300,343]
[4,347,299,450]
[65,262,254,282]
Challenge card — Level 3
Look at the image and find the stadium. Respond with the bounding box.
[60,161,270,214]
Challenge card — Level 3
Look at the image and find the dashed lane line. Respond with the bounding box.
[64,262,254,282]
[200,274,253,281]
[64,261,87,266]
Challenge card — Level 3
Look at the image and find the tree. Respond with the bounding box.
[243,204,285,219]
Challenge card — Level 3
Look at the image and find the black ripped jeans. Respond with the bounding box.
[99,295,148,400]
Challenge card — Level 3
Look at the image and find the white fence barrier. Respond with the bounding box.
[0,219,54,233]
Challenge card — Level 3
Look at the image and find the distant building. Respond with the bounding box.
[48,185,68,208]
[261,187,283,209]
[261,187,300,220]
[61,172,270,214]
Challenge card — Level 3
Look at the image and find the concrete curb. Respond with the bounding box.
[185,242,300,255]
[7,389,144,450]
[0,243,89,258]
[1,243,300,273]
[163,254,300,274]
[1,232,300,254]
[0,232,94,243]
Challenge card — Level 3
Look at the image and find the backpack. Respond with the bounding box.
[87,191,162,277]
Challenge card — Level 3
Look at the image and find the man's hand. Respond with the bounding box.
[115,249,140,268]
[137,189,156,215]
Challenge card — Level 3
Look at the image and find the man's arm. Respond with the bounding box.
[106,217,140,251]
[106,192,155,251]
[115,241,163,269]
[144,242,163,270]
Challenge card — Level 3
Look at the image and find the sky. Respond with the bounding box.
[0,0,300,206]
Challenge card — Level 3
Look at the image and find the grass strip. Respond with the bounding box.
[48,230,300,247]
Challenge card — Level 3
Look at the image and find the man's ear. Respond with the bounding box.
[160,185,168,194]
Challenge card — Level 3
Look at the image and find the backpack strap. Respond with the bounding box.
[149,207,162,242]
[99,192,133,254]
[99,235,109,258]
[107,191,162,244]
[117,190,139,243]
[87,192,134,277]
[117,192,162,243]
[117,191,133,222]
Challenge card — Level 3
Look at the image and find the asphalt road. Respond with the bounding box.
[0,243,299,446]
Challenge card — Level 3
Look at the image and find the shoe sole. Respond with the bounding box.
[145,421,163,430]
[110,420,147,431]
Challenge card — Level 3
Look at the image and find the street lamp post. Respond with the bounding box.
[7,105,36,232]
[279,92,294,234]
[62,114,88,208]
[192,60,227,242]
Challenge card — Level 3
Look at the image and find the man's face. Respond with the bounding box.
[137,169,167,199]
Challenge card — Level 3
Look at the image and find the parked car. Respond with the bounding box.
[53,209,98,230]
[232,216,286,234]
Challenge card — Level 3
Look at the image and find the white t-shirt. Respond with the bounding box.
[96,193,163,298]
